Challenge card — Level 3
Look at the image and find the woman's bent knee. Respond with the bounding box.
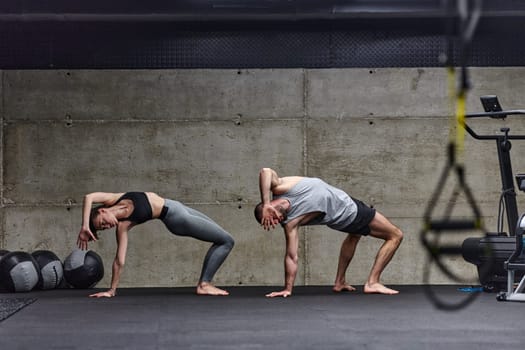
[222,234,235,250]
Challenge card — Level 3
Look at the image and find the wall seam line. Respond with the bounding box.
[1,69,4,249]
[302,68,310,286]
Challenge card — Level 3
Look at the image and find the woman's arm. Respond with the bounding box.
[77,192,123,250]
[89,222,131,298]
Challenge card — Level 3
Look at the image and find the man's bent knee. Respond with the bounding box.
[390,227,403,244]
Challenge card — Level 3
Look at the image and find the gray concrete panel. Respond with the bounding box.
[307,68,449,118]
[3,206,78,257]
[306,117,449,210]
[468,68,525,110]
[4,69,305,121]
[306,117,525,216]
[3,120,303,204]
[307,68,525,119]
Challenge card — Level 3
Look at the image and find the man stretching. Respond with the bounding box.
[254,168,403,298]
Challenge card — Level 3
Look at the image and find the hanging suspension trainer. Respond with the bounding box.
[420,0,490,311]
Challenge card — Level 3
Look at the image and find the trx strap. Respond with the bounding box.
[420,0,490,311]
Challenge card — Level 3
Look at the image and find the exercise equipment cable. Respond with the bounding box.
[420,0,491,311]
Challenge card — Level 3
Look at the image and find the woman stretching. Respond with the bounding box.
[76,192,234,297]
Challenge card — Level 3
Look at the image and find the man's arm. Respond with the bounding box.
[258,168,304,230]
[259,168,282,230]
[266,224,299,298]
[259,168,303,198]
[259,168,281,203]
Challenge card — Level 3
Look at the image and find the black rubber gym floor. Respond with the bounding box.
[0,285,523,350]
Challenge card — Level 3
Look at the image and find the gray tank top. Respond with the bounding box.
[274,178,358,230]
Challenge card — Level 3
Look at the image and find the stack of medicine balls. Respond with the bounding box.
[0,249,104,293]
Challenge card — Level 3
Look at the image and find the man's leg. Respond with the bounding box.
[333,234,361,292]
[365,211,403,295]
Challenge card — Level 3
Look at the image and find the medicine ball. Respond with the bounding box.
[0,251,41,292]
[63,249,104,289]
[0,249,9,260]
[32,250,64,290]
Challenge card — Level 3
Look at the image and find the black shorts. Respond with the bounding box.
[338,197,376,236]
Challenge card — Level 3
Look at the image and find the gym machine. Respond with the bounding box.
[496,206,525,301]
[461,95,525,292]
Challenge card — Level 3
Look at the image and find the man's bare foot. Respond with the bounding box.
[333,283,357,293]
[196,282,229,296]
[364,282,399,295]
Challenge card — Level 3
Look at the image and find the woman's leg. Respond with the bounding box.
[161,200,234,294]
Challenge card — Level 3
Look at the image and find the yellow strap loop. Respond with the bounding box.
[446,66,467,167]
[447,66,456,145]
[455,91,467,166]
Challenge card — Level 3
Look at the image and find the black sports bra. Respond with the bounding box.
[115,192,153,224]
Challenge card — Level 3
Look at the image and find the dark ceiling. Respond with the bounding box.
[1,1,524,69]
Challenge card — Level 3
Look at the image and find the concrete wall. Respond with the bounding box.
[2,68,525,288]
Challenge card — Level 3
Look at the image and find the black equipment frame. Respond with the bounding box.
[464,99,525,236]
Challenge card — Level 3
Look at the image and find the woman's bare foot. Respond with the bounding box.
[333,283,357,293]
[364,282,399,295]
[196,282,229,296]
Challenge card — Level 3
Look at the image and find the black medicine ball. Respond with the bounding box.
[63,249,104,289]
[0,251,41,292]
[0,249,10,261]
[32,250,64,290]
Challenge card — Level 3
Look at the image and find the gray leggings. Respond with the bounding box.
[160,199,234,283]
